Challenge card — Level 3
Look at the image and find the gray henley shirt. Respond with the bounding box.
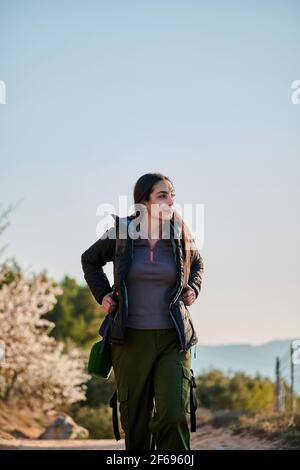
[124,236,178,329]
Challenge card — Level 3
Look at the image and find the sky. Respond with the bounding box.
[0,0,299,346]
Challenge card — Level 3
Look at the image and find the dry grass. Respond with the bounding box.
[197,408,300,449]
[231,411,300,448]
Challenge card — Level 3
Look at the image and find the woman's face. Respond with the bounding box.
[146,179,176,221]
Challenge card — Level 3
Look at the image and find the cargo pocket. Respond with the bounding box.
[117,384,129,434]
[181,364,192,414]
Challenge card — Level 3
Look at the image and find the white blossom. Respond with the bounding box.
[0,269,89,410]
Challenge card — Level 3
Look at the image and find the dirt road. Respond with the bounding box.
[0,424,287,450]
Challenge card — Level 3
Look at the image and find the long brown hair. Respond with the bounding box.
[132,172,195,287]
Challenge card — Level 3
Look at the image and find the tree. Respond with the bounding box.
[0,267,89,411]
[45,275,105,348]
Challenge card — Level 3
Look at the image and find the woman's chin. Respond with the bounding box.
[161,211,173,220]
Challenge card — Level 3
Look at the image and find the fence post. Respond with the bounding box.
[275,357,284,412]
[290,344,296,414]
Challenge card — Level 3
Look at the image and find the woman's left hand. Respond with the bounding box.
[181,286,196,306]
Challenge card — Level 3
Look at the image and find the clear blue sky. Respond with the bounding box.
[1,0,299,345]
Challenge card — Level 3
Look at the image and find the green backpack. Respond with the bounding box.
[87,337,113,379]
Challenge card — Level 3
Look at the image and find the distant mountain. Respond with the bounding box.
[192,338,298,382]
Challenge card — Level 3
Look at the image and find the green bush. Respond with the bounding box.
[196,369,275,412]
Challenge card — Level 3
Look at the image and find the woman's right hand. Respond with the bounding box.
[102,292,118,314]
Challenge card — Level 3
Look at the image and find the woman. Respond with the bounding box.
[81,172,204,450]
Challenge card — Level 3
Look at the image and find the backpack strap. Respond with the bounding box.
[150,433,156,450]
[189,368,198,432]
[109,389,121,441]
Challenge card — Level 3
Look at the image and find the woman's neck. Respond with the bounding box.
[139,215,170,240]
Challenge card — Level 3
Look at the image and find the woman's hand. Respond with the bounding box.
[181,286,196,307]
[102,291,119,314]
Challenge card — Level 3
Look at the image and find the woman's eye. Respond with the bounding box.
[159,194,176,199]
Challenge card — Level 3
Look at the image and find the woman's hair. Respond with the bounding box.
[133,172,194,287]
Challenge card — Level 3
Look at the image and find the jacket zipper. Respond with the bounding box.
[123,237,133,322]
[169,236,186,351]
[169,300,185,351]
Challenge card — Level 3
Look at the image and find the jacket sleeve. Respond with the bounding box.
[187,242,204,300]
[81,226,116,305]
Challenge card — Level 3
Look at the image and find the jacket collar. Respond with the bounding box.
[110,212,181,240]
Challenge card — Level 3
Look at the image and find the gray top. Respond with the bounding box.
[125,237,178,329]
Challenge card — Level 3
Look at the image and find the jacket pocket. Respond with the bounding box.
[181,301,198,348]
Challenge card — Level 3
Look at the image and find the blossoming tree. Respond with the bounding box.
[0,267,89,411]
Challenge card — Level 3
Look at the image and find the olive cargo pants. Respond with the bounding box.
[111,326,192,450]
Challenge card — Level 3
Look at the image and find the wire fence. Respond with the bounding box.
[275,340,300,413]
